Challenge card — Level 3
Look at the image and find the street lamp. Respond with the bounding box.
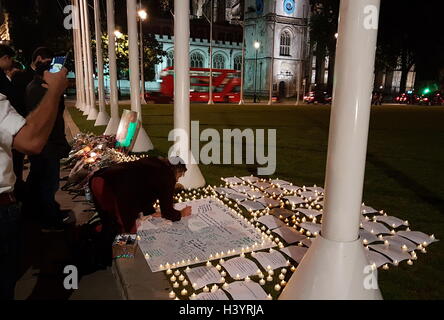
[138,4,148,104]
[253,41,260,103]
[114,30,123,39]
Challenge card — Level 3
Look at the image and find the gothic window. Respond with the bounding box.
[166,51,174,67]
[234,55,242,71]
[280,31,291,56]
[190,52,204,68]
[213,53,226,69]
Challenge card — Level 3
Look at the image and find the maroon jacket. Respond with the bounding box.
[90,157,181,233]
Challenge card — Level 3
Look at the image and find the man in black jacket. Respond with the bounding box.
[24,61,71,231]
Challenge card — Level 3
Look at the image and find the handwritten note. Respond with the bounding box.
[273,226,306,244]
[252,250,288,270]
[222,257,259,279]
[185,266,222,289]
[279,246,308,264]
[223,281,268,300]
[195,289,229,300]
[257,215,286,230]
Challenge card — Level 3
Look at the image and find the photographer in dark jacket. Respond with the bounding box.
[24,61,71,231]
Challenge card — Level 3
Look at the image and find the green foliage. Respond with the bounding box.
[92,33,166,82]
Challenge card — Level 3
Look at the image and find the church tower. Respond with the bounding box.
[244,0,309,99]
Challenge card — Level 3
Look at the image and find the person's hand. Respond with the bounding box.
[42,68,68,95]
[180,206,192,217]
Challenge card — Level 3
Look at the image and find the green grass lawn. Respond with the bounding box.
[68,103,444,300]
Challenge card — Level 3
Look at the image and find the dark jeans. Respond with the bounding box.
[12,150,26,202]
[26,155,62,226]
[0,203,21,300]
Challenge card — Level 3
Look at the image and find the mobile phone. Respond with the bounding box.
[48,53,69,73]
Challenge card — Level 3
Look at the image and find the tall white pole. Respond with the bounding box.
[208,0,214,105]
[295,61,301,105]
[83,0,99,120]
[127,0,153,151]
[72,0,83,111]
[238,21,245,105]
[139,0,147,105]
[280,0,383,300]
[268,0,276,105]
[173,0,205,189]
[79,0,91,115]
[94,0,110,126]
[104,0,121,135]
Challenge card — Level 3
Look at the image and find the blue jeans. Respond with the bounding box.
[0,203,21,300]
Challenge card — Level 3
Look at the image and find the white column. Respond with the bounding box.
[280,0,382,300]
[173,0,205,189]
[238,21,245,105]
[104,0,121,135]
[79,0,91,115]
[126,0,153,151]
[208,0,214,105]
[81,0,98,120]
[267,22,275,105]
[93,0,110,126]
[72,0,84,110]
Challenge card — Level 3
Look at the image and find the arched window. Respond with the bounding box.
[234,55,242,71]
[212,53,226,69]
[190,52,204,68]
[280,31,291,56]
[166,51,174,67]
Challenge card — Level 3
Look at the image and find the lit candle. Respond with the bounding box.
[279,274,285,280]
[170,275,176,282]
[169,291,176,299]
[259,279,266,285]
[173,282,179,288]
[182,280,188,286]
[266,275,273,282]
[181,289,188,296]
[166,269,172,275]
[178,275,185,282]
[203,286,209,292]
[274,284,281,291]
[280,280,286,286]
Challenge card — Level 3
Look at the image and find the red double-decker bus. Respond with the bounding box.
[146,67,241,103]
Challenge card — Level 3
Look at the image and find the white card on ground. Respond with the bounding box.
[222,257,259,279]
[298,191,320,199]
[383,235,417,252]
[239,200,265,212]
[365,249,391,268]
[265,187,285,196]
[279,246,308,264]
[284,196,306,205]
[374,215,406,228]
[247,190,265,199]
[225,192,248,202]
[224,281,268,300]
[273,226,306,244]
[368,244,412,263]
[361,205,378,214]
[214,187,235,195]
[257,215,286,229]
[361,221,391,235]
[297,208,323,218]
[397,231,438,246]
[270,179,291,187]
[359,229,380,244]
[252,250,288,270]
[257,197,281,208]
[254,182,272,189]
[195,289,229,300]
[281,185,300,193]
[185,266,222,289]
[222,177,243,184]
[241,176,260,183]
[306,186,324,193]
[230,184,252,193]
[269,208,295,219]
[299,222,322,234]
